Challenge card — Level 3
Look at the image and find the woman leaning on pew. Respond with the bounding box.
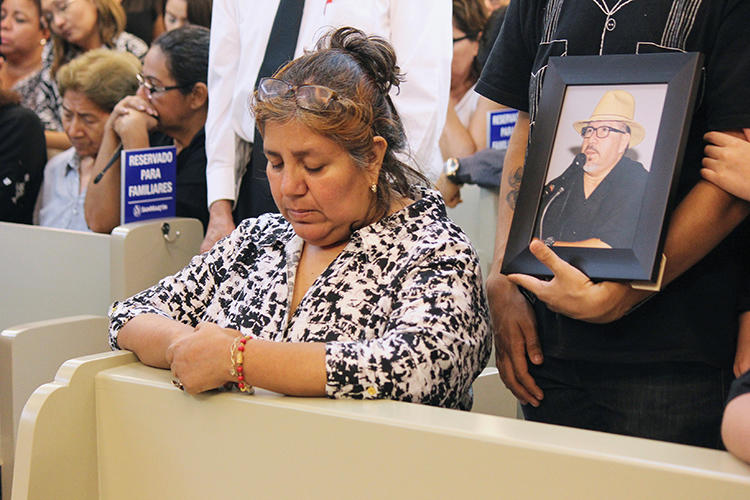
[108,27,491,410]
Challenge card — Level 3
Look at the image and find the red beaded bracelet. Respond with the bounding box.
[230,335,254,393]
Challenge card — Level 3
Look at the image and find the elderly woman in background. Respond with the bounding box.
[0,0,51,122]
[84,25,210,233]
[109,27,490,409]
[39,0,147,151]
[162,0,211,31]
[37,49,140,230]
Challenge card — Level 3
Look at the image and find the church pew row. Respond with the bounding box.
[0,218,203,333]
[0,315,517,500]
[0,316,109,500]
[0,218,202,499]
[12,351,750,500]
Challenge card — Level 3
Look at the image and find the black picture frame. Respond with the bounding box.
[502,52,703,282]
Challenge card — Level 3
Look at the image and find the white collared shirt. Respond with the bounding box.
[38,148,90,232]
[205,0,452,206]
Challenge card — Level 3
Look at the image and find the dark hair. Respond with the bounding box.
[26,0,45,29]
[187,0,212,29]
[252,27,428,222]
[453,0,487,40]
[151,24,210,94]
[452,0,489,82]
[162,0,213,29]
[476,5,507,70]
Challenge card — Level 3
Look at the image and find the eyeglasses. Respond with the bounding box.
[136,73,191,97]
[257,77,340,112]
[580,125,629,139]
[452,34,476,44]
[42,0,77,25]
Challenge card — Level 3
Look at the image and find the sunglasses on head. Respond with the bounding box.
[256,77,342,112]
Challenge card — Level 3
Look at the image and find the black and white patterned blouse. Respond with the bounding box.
[109,189,491,409]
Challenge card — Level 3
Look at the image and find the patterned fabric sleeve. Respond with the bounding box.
[35,43,64,131]
[325,241,491,410]
[114,31,149,60]
[108,219,254,349]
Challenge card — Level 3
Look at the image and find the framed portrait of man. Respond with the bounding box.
[502,52,703,282]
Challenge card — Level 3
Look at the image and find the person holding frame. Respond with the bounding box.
[475,0,750,448]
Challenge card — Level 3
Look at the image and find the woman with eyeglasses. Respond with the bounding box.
[84,25,209,233]
[38,0,147,152]
[436,0,507,208]
[37,48,140,230]
[106,27,491,409]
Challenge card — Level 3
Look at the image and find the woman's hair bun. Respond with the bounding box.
[318,27,404,95]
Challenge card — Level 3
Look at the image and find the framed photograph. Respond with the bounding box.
[502,52,703,282]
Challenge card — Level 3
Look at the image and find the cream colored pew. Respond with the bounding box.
[0,218,201,498]
[471,366,520,419]
[12,352,750,500]
[0,218,202,333]
[0,316,109,500]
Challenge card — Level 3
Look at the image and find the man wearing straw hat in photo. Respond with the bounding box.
[538,90,648,249]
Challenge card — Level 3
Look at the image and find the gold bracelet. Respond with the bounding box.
[229,335,253,393]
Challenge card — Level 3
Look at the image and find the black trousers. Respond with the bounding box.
[522,356,733,449]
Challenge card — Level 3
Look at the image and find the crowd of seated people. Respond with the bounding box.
[38,0,148,152]
[37,48,140,230]
[2,0,750,468]
[84,25,210,233]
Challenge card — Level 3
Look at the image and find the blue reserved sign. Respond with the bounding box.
[487,109,519,150]
[120,145,177,224]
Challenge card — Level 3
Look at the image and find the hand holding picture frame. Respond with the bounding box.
[502,52,703,283]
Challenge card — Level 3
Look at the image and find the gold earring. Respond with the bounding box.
[370,184,377,194]
[40,38,47,46]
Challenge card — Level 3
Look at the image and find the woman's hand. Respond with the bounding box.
[110,95,159,139]
[701,129,750,201]
[166,322,241,395]
[507,239,650,323]
[435,173,462,207]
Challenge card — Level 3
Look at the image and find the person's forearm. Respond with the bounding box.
[439,105,478,160]
[722,393,750,463]
[84,126,122,232]
[45,130,71,151]
[660,180,750,286]
[468,96,508,151]
[491,111,530,271]
[118,126,150,150]
[240,339,327,396]
[117,314,195,368]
